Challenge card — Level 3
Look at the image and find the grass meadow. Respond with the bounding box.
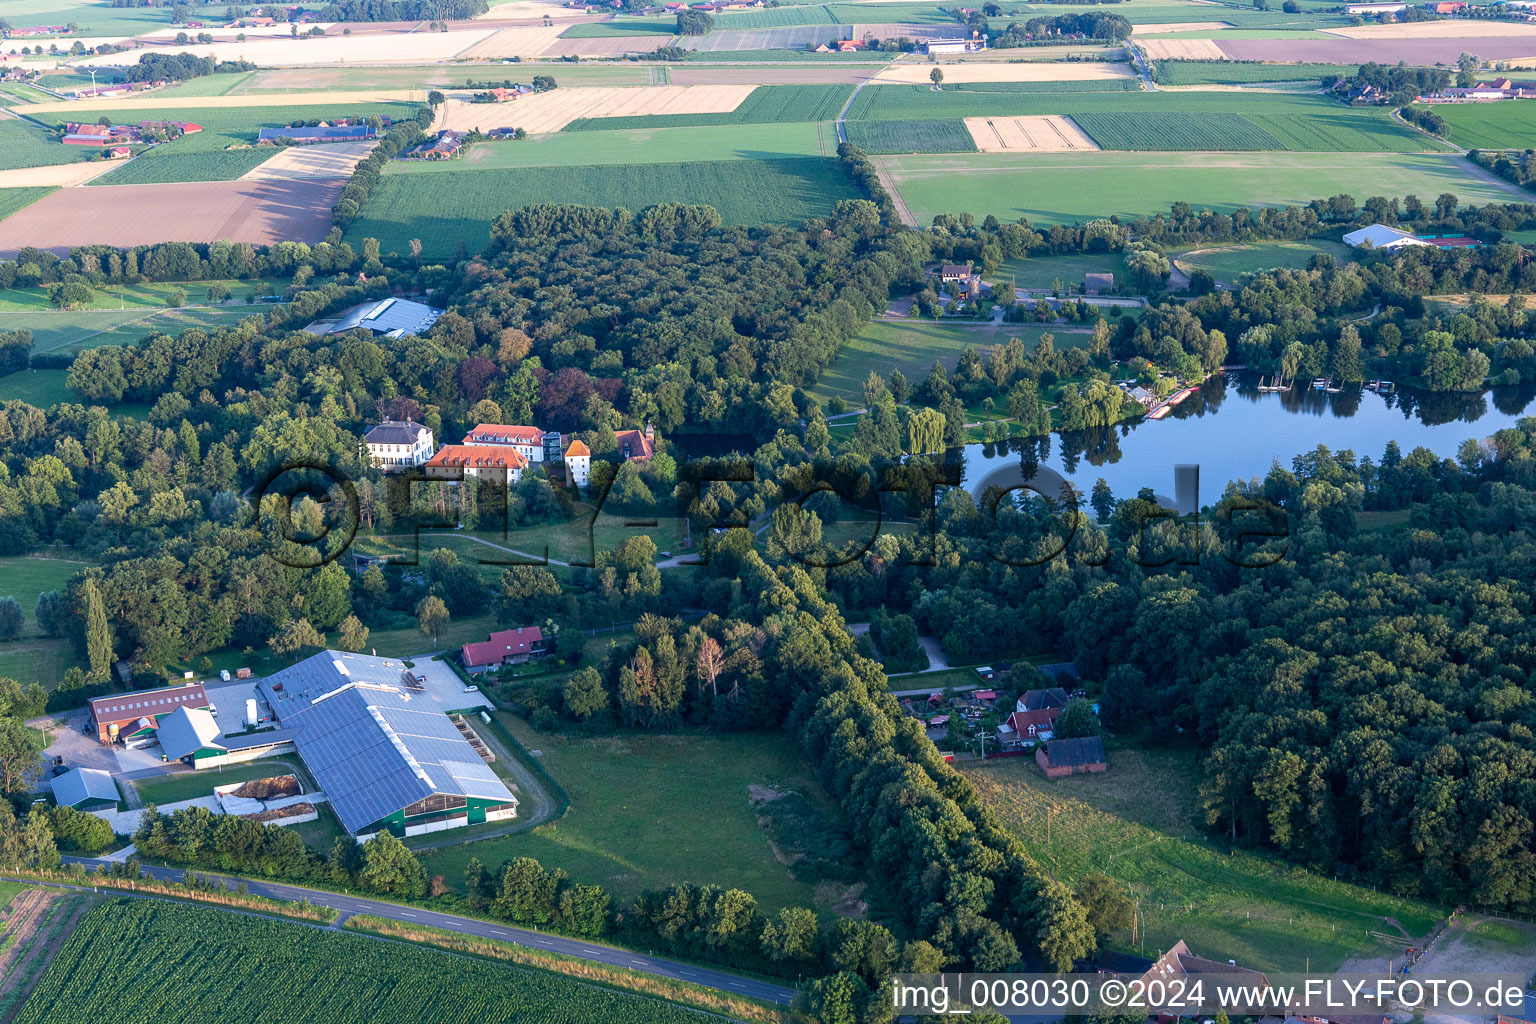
[0,637,76,690]
[999,251,1128,292]
[0,556,89,636]
[417,718,830,913]
[347,157,858,257]
[882,151,1525,226]
[1173,239,1352,283]
[964,745,1444,971]
[0,368,74,409]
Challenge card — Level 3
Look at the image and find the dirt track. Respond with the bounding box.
[0,178,345,256]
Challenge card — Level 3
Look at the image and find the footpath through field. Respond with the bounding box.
[55,857,798,1006]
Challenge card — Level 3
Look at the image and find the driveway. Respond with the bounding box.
[39,712,117,773]
[408,656,492,713]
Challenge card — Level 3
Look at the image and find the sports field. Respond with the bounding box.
[16,900,711,1024]
[1430,100,1536,151]
[418,722,828,913]
[0,557,89,636]
[964,746,1443,971]
[882,151,1525,225]
[811,320,1070,405]
[347,156,857,257]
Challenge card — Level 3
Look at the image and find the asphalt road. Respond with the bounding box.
[62,857,797,1006]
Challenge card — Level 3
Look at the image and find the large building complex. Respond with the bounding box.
[258,652,517,838]
[87,682,212,745]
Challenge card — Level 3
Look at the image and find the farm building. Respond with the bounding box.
[1343,1,1405,11]
[1342,224,1429,251]
[257,651,517,838]
[404,130,463,160]
[461,626,547,671]
[923,36,986,54]
[1083,272,1115,295]
[309,297,441,338]
[939,261,982,299]
[425,444,529,485]
[364,419,435,471]
[1422,0,1467,9]
[1121,940,1267,988]
[463,423,562,463]
[87,682,212,745]
[257,124,375,145]
[1036,735,1107,777]
[51,767,119,810]
[156,705,297,768]
[564,439,591,487]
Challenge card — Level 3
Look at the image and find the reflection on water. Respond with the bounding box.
[965,372,1536,504]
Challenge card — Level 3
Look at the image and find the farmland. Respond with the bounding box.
[964,745,1444,972]
[882,151,1525,226]
[0,557,89,636]
[1430,100,1536,151]
[560,18,686,37]
[565,83,852,130]
[89,149,277,186]
[0,187,55,223]
[418,722,829,913]
[843,118,976,154]
[345,157,858,257]
[0,120,85,173]
[403,123,828,171]
[15,899,713,1024]
[1154,60,1352,85]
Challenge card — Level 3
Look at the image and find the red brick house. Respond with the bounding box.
[87,682,212,745]
[1036,735,1106,778]
[462,627,547,671]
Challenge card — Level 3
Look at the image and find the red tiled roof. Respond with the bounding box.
[564,439,590,457]
[464,424,543,445]
[462,626,545,667]
[427,444,529,470]
[89,683,210,723]
[615,428,653,461]
[1006,708,1059,734]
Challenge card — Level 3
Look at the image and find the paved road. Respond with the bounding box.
[61,857,797,1006]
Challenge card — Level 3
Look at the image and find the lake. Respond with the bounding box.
[964,373,1536,509]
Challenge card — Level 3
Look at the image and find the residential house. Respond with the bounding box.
[1036,735,1107,777]
[425,444,529,485]
[405,130,463,160]
[616,424,655,462]
[564,438,591,487]
[999,708,1058,747]
[363,420,435,471]
[108,146,131,159]
[461,626,547,671]
[1422,0,1466,9]
[939,261,982,300]
[1016,686,1070,714]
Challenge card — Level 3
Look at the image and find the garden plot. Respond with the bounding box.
[875,62,1134,84]
[435,84,754,134]
[239,141,376,180]
[964,115,1099,152]
[1137,37,1228,60]
[459,24,576,56]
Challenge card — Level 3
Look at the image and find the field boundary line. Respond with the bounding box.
[870,155,916,227]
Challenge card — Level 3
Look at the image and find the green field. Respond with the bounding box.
[1000,251,1128,292]
[5,305,263,355]
[964,745,1444,971]
[714,4,841,27]
[89,148,277,185]
[1430,100,1536,151]
[0,1,230,37]
[418,721,829,913]
[844,118,976,154]
[559,17,682,37]
[565,83,852,131]
[0,557,89,637]
[0,186,56,223]
[684,47,892,61]
[811,320,1070,405]
[424,123,829,169]
[0,368,74,408]
[0,119,84,172]
[883,151,1524,226]
[347,156,858,257]
[847,90,1443,153]
[1155,60,1351,86]
[947,79,1140,94]
[0,637,76,690]
[17,899,711,1024]
[1174,238,1352,282]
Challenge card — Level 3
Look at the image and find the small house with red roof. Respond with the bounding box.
[462,627,547,671]
[616,424,655,462]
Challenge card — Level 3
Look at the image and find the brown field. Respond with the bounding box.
[1137,37,1228,60]
[1324,20,1536,38]
[672,65,881,84]
[137,22,338,39]
[436,84,754,133]
[0,162,119,188]
[875,61,1133,83]
[0,178,344,256]
[964,115,1099,152]
[475,0,596,17]
[458,24,581,56]
[1132,20,1233,33]
[239,141,376,180]
[76,29,496,66]
[1218,35,1536,62]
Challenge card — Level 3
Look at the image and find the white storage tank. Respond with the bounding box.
[245,698,259,728]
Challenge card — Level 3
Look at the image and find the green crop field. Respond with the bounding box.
[844,118,975,153]
[419,721,829,913]
[882,151,1524,225]
[848,90,1443,152]
[0,186,56,223]
[407,123,828,169]
[1174,239,1353,283]
[713,4,839,26]
[1430,100,1536,151]
[0,120,85,172]
[947,79,1139,94]
[16,899,711,1024]
[560,18,681,37]
[347,156,858,257]
[565,83,852,131]
[88,148,277,185]
[0,556,89,636]
[811,320,1071,405]
[964,746,1443,972]
[683,47,891,60]
[825,1,963,24]
[1155,60,1351,86]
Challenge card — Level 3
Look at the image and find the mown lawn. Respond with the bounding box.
[1000,252,1128,293]
[417,718,830,914]
[0,636,77,689]
[964,744,1445,971]
[1173,239,1352,284]
[0,556,90,636]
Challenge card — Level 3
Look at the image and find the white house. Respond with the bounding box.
[463,423,561,463]
[564,438,591,488]
[1341,224,1429,252]
[363,420,434,471]
[424,444,528,485]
